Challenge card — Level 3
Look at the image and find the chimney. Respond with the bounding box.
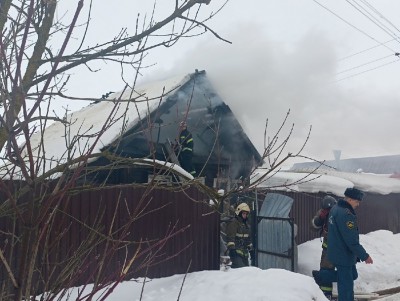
[333,150,341,170]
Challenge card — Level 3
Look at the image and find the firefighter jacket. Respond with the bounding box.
[178,128,195,175]
[312,208,335,269]
[179,129,193,153]
[311,208,330,249]
[226,215,252,258]
[327,199,369,266]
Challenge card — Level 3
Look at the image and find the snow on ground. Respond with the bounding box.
[298,230,400,295]
[53,230,400,301]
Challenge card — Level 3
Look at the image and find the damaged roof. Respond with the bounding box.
[16,70,262,179]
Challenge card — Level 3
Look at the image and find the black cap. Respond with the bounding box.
[344,188,365,201]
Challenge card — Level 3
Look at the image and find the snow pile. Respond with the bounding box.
[50,230,400,301]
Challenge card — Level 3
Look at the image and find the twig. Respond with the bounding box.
[0,248,18,288]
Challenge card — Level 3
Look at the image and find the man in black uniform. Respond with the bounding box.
[178,121,196,176]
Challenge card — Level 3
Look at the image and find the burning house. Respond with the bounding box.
[31,69,262,188]
[0,71,263,284]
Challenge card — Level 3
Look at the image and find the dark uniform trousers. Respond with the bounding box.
[179,150,195,176]
[319,238,335,298]
[312,208,335,298]
[319,265,358,301]
[231,252,249,268]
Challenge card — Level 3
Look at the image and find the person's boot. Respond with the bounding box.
[324,293,337,300]
[312,270,335,300]
[312,270,322,285]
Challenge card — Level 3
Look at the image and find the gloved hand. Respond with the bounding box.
[229,248,237,258]
[319,208,330,219]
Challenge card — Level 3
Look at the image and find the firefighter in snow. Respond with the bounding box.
[311,195,337,299]
[226,203,253,268]
[326,188,373,301]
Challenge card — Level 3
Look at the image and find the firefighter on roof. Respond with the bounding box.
[178,121,196,176]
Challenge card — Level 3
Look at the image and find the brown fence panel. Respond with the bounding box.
[288,191,327,245]
[293,191,400,244]
[356,192,400,235]
[0,185,220,289]
[260,191,400,245]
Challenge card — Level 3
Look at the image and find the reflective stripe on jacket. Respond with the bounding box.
[179,129,193,152]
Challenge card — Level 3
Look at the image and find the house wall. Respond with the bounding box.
[0,186,220,289]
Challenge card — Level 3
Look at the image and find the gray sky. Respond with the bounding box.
[59,0,400,164]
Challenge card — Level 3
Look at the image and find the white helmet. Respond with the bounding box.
[235,202,250,216]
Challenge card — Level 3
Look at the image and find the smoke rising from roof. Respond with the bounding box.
[150,22,400,164]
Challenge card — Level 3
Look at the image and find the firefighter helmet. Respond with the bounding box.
[235,202,250,216]
[321,196,337,209]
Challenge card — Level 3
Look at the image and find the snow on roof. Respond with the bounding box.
[291,154,400,174]
[251,169,400,196]
[312,169,400,195]
[141,158,194,180]
[13,74,191,178]
[251,170,352,196]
